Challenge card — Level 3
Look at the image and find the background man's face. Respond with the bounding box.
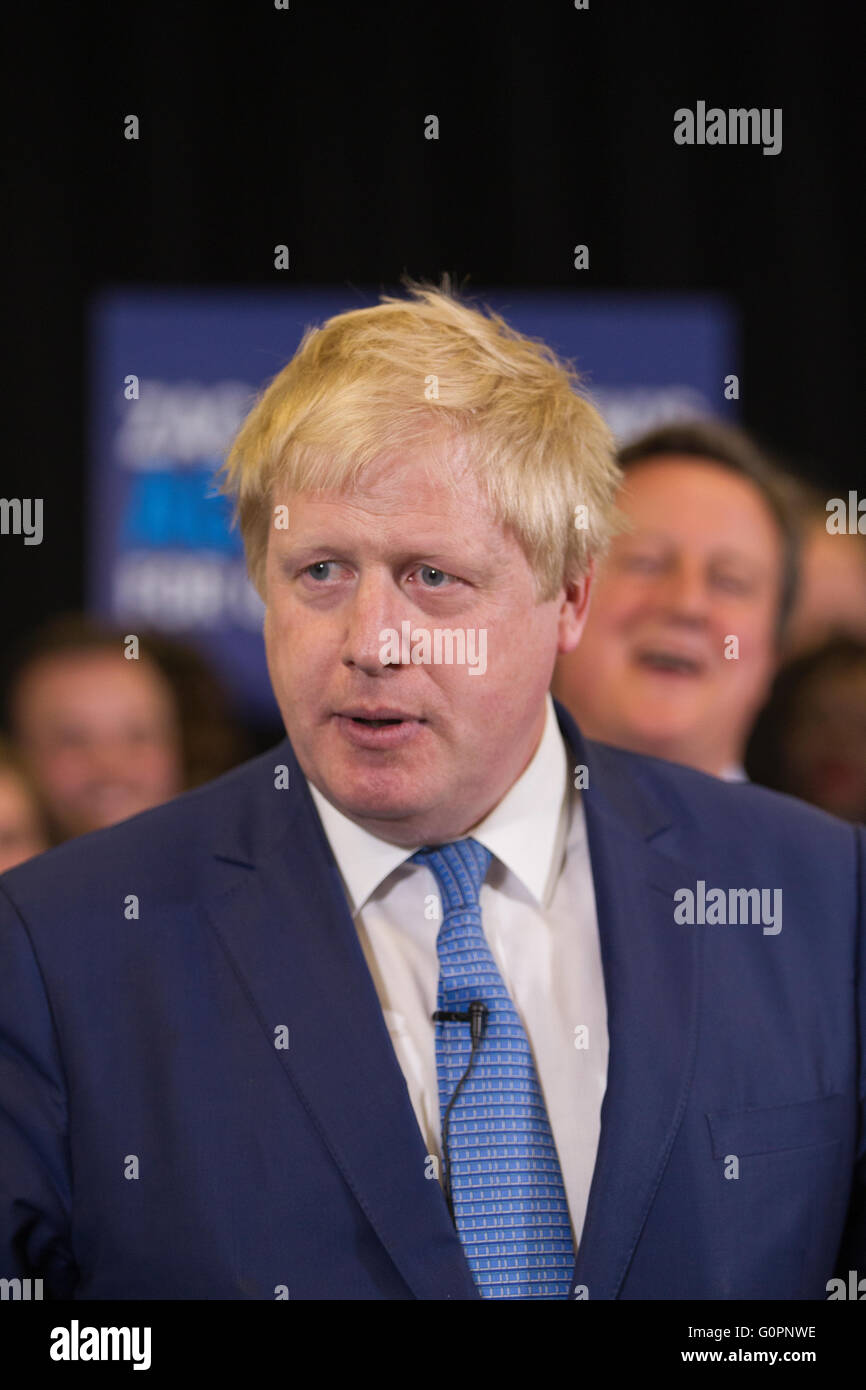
[12,652,183,838]
[263,445,590,847]
[553,456,783,775]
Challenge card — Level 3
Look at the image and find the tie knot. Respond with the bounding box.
[410,838,492,914]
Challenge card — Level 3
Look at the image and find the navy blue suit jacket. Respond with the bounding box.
[1,701,864,1299]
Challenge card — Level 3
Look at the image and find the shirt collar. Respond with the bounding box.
[720,763,749,782]
[307,692,570,913]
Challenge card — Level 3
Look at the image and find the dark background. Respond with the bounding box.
[3,0,863,658]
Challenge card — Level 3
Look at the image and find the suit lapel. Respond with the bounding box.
[203,712,701,1302]
[202,742,479,1300]
[554,701,703,1299]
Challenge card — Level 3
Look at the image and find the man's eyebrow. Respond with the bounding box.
[618,535,772,573]
[707,547,769,568]
[618,530,670,545]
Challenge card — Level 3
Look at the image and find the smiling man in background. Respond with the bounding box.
[0,285,863,1301]
[553,421,801,779]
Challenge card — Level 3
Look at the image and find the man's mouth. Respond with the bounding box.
[333,708,426,747]
[339,708,420,725]
[634,649,704,675]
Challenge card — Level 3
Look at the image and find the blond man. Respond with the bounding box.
[1,284,864,1301]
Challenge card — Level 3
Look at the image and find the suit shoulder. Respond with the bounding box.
[586,736,860,853]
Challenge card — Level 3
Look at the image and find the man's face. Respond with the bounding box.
[12,652,183,838]
[263,445,591,847]
[552,457,783,775]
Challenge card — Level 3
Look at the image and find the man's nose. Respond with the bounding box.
[657,558,711,624]
[86,736,135,779]
[341,572,407,674]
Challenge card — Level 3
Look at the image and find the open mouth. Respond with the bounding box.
[350,716,405,727]
[335,710,425,748]
[636,650,703,675]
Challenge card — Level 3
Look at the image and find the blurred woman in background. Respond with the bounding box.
[2,614,249,845]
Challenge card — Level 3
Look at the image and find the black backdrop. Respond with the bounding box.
[3,0,863,664]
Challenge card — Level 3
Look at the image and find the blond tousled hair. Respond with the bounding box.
[217,280,623,601]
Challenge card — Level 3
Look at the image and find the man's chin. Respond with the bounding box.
[325,782,434,827]
[307,755,437,822]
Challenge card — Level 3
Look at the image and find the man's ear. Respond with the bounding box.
[557,559,594,654]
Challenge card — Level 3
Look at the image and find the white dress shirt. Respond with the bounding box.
[307,693,608,1248]
[721,764,748,782]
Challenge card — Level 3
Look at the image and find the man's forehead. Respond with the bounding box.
[273,461,498,537]
[285,484,470,522]
[621,456,774,519]
[272,501,507,569]
[277,434,480,504]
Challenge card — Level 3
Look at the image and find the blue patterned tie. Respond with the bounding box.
[410,838,575,1298]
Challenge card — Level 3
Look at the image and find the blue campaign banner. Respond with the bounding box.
[88,286,737,720]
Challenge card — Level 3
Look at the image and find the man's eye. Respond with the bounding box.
[623,554,663,573]
[714,574,754,595]
[416,566,454,588]
[305,561,336,581]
